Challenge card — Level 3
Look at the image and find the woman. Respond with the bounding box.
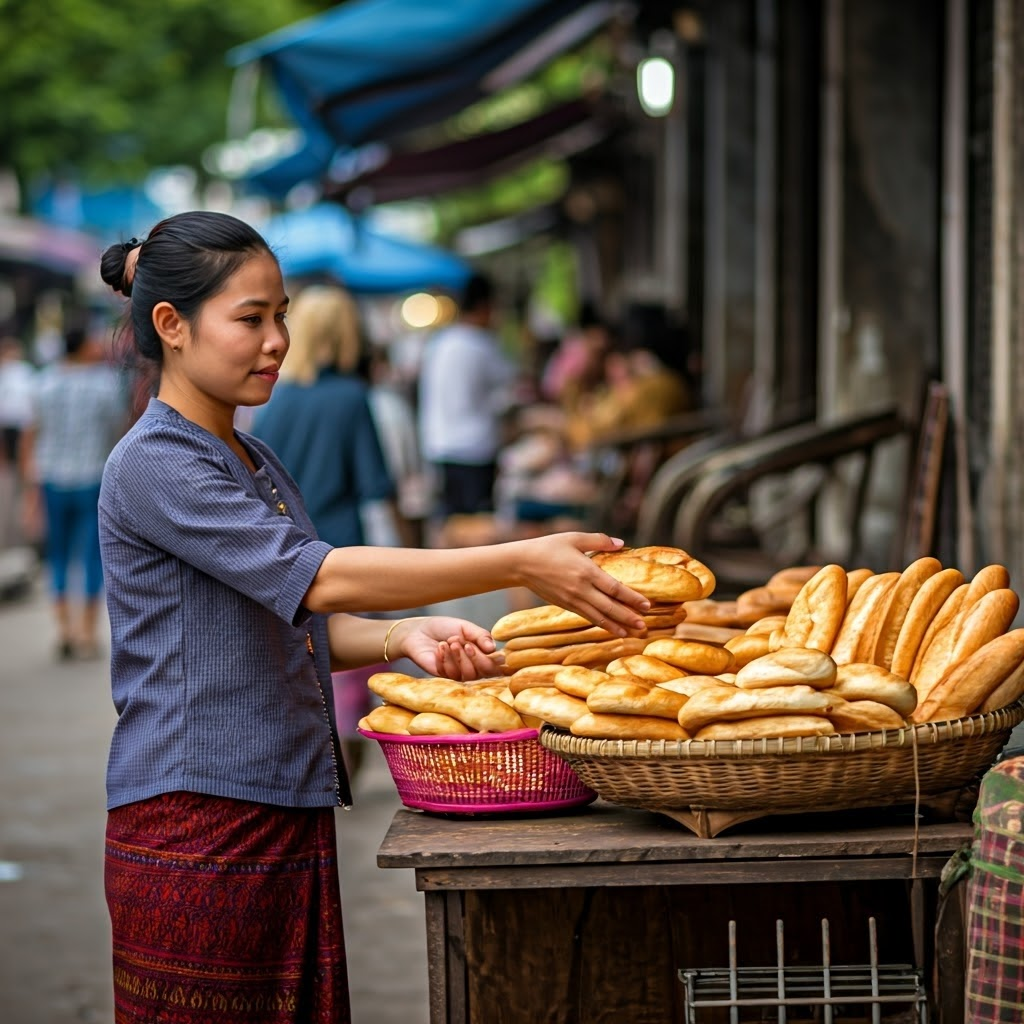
[250,283,398,781]
[97,210,649,1024]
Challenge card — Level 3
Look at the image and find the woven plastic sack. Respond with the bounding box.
[964,757,1024,1022]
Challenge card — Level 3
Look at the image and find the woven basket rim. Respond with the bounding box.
[539,700,1024,761]
[357,727,539,745]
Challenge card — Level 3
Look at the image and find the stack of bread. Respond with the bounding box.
[361,551,1024,742]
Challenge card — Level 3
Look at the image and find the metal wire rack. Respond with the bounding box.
[679,918,928,1023]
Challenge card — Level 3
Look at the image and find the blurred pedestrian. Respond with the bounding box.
[96,210,651,1024]
[418,272,516,523]
[250,283,398,781]
[19,316,126,659]
[0,335,36,469]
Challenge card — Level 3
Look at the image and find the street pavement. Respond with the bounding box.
[0,554,508,1024]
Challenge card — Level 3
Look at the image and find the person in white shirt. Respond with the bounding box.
[417,273,515,519]
[0,336,37,468]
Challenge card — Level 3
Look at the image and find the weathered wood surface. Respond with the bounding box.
[378,801,971,873]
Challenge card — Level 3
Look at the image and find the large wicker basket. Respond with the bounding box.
[540,701,1024,837]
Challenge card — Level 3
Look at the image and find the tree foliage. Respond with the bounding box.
[0,0,334,201]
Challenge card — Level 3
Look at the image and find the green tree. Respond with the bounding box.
[0,0,333,205]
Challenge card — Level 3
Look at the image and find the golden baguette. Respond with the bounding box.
[642,638,735,675]
[979,659,1024,714]
[695,715,834,740]
[912,629,1024,722]
[491,605,589,641]
[604,546,717,598]
[736,586,796,621]
[606,654,684,683]
[890,568,965,680]
[512,686,588,730]
[823,663,918,717]
[870,557,943,671]
[553,665,613,699]
[368,673,524,733]
[677,684,836,733]
[910,583,969,681]
[830,572,901,665]
[592,555,703,603]
[767,565,824,588]
[502,622,678,652]
[734,647,837,690]
[586,679,687,720]
[657,676,736,697]
[570,711,690,741]
[723,633,773,669]
[845,567,876,603]
[824,698,905,733]
[744,615,788,638]
[779,564,848,653]
[358,704,417,735]
[562,637,648,666]
[963,564,1012,609]
[911,588,1019,708]
[508,665,566,695]
[408,712,473,735]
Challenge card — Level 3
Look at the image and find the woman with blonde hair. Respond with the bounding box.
[276,283,363,383]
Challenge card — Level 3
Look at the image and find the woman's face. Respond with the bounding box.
[167,251,290,414]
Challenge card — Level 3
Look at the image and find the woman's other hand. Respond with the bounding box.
[394,616,503,680]
[511,532,650,637]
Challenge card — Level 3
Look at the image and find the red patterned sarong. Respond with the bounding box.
[105,792,349,1023]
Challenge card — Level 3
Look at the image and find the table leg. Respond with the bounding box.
[424,889,467,1024]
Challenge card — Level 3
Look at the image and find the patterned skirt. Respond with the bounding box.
[105,792,350,1024]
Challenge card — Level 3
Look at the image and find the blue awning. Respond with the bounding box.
[261,204,471,294]
[228,0,615,148]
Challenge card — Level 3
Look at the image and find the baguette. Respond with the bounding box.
[570,711,690,741]
[680,599,743,627]
[845,567,876,603]
[870,556,943,671]
[824,662,918,717]
[822,698,905,733]
[606,654,685,683]
[830,572,901,665]
[911,588,1019,707]
[610,546,717,598]
[553,665,613,699]
[767,565,823,588]
[780,564,848,653]
[677,684,836,733]
[512,686,588,729]
[503,624,619,651]
[367,673,524,733]
[492,605,589,640]
[979,659,1024,714]
[695,715,834,740]
[963,564,1012,610]
[357,704,417,735]
[734,647,837,690]
[642,638,735,675]
[912,629,1024,722]
[889,568,965,680]
[561,637,648,666]
[744,615,788,638]
[723,633,773,669]
[736,586,795,621]
[508,665,567,695]
[504,644,579,670]
[586,679,687,720]
[658,675,737,697]
[592,554,703,603]
[407,712,474,735]
[910,583,969,681]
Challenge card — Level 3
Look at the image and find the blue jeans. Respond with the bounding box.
[41,482,104,598]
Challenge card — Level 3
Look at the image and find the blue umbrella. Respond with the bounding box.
[262,204,471,295]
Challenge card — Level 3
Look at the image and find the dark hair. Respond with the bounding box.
[100,211,275,365]
[459,272,494,315]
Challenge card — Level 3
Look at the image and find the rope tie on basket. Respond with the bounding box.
[909,719,922,878]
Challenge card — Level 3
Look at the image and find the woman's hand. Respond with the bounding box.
[510,532,651,637]
[392,616,504,680]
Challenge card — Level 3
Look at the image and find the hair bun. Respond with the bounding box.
[99,237,142,297]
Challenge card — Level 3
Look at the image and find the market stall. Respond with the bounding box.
[360,550,1024,1022]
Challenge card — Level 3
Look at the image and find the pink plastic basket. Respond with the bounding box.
[358,727,597,815]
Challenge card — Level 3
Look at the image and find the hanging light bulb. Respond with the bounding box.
[637,55,675,117]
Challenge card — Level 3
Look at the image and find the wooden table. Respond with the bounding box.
[378,802,972,1023]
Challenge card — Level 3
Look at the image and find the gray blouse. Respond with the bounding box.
[99,399,350,810]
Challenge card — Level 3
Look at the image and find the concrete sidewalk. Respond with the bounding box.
[0,575,508,1024]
